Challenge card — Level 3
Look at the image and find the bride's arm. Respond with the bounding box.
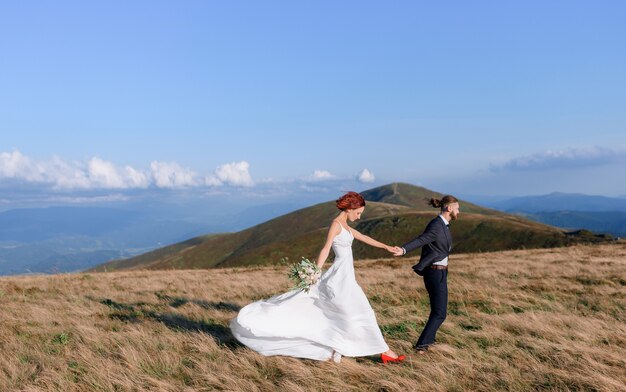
[351,228,395,253]
[316,222,341,269]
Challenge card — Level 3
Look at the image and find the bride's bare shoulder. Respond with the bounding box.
[329,220,342,233]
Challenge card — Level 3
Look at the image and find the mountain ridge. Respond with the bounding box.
[92,183,612,272]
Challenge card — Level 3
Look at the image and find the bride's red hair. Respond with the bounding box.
[336,191,366,211]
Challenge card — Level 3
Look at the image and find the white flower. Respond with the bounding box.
[287,257,322,293]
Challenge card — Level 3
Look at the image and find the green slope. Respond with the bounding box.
[92,200,410,271]
[91,183,610,272]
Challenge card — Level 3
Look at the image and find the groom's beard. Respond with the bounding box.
[450,212,458,221]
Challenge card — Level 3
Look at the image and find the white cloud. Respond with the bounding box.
[0,150,45,182]
[86,158,151,189]
[493,146,626,172]
[0,150,155,190]
[5,151,394,194]
[0,151,260,190]
[310,170,335,181]
[0,150,90,189]
[47,156,91,189]
[123,165,151,188]
[1,150,384,194]
[358,168,375,183]
[88,157,127,188]
[150,161,198,188]
[215,161,254,187]
[203,174,223,187]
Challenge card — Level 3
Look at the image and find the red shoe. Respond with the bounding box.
[381,353,406,364]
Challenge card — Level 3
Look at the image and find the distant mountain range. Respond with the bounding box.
[92,183,611,272]
[485,192,626,213]
[0,201,308,275]
[473,193,626,237]
[516,211,626,238]
[0,207,213,275]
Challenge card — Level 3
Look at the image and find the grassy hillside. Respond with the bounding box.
[93,183,613,272]
[92,200,411,271]
[2,244,625,391]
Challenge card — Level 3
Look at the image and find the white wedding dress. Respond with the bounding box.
[230,224,389,361]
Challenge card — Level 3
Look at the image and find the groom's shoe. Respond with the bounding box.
[414,344,430,354]
[381,353,406,364]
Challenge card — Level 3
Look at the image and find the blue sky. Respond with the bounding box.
[1,1,625,209]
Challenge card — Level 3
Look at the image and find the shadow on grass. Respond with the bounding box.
[356,355,385,364]
[154,292,241,312]
[151,312,240,346]
[89,296,243,348]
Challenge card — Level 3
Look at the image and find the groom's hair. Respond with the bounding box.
[336,192,366,211]
[428,195,459,211]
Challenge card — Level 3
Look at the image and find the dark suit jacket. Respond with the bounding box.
[402,216,452,276]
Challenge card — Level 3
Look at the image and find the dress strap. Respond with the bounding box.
[334,220,353,237]
[333,220,345,232]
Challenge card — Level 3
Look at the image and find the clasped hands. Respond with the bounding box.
[386,245,404,257]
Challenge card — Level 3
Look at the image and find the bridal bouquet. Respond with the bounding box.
[288,257,322,293]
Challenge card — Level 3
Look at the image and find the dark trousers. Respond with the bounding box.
[416,268,448,347]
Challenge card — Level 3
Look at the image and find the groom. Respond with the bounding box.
[393,195,460,352]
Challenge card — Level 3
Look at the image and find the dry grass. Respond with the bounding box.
[1,244,625,391]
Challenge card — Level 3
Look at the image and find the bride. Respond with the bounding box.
[230,191,405,364]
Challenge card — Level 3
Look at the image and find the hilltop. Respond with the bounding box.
[1,244,625,391]
[92,183,613,272]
